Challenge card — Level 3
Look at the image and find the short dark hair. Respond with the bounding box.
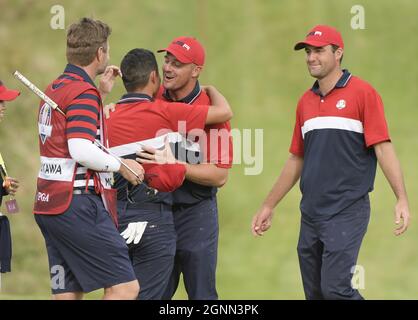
[121,48,159,92]
[66,17,111,66]
[331,44,343,65]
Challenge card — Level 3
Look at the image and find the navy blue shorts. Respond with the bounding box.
[118,201,176,300]
[35,194,136,294]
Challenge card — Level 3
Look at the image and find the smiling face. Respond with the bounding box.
[162,52,201,98]
[305,44,342,79]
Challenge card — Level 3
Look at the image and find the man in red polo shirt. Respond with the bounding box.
[106,48,232,299]
[143,36,233,300]
[252,25,410,299]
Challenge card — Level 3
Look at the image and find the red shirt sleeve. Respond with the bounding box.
[66,89,100,141]
[205,121,233,168]
[362,87,391,147]
[289,103,304,157]
[165,102,209,133]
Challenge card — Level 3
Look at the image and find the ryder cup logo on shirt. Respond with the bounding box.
[336,99,346,110]
[39,102,53,144]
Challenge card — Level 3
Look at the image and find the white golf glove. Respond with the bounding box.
[120,221,148,245]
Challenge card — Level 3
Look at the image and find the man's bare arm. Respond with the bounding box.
[184,163,228,187]
[251,154,304,236]
[374,141,410,235]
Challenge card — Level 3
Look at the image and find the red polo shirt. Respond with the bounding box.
[290,69,390,219]
[158,84,233,168]
[158,83,233,204]
[107,93,209,198]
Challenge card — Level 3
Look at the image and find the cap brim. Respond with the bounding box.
[157,47,193,64]
[0,89,20,101]
[294,40,331,50]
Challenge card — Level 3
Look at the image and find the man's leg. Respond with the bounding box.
[35,214,85,299]
[175,198,219,300]
[128,210,177,300]
[319,196,370,300]
[180,244,218,300]
[53,292,83,300]
[35,195,138,299]
[103,280,139,300]
[161,252,182,300]
[297,215,324,300]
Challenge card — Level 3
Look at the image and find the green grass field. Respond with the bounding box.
[0,0,417,299]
